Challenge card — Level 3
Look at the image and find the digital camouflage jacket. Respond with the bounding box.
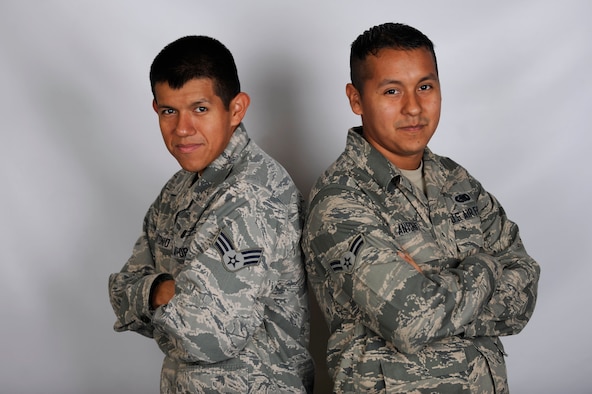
[302,127,539,393]
[109,124,314,393]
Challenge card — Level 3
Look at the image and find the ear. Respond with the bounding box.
[346,83,363,115]
[229,92,250,126]
[152,99,159,113]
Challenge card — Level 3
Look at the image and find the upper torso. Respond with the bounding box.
[302,127,527,393]
[149,125,313,392]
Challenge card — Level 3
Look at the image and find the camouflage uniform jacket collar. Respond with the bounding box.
[170,123,251,196]
[346,127,443,194]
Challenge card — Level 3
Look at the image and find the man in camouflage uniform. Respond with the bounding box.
[109,36,313,393]
[302,23,540,393]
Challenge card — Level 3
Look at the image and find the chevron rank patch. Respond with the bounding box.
[329,234,364,273]
[214,231,263,272]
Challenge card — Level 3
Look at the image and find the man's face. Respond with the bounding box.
[347,47,441,170]
[153,78,246,173]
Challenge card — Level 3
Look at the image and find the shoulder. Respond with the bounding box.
[426,149,463,171]
[427,149,481,185]
[305,158,382,239]
[308,147,385,216]
[231,140,301,206]
[311,151,358,192]
[160,169,194,194]
[148,169,195,210]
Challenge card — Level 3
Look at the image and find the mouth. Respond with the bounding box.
[175,143,202,154]
[398,124,424,132]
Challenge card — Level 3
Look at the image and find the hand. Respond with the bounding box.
[151,279,175,309]
[397,250,423,273]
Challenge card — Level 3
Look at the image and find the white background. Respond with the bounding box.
[1,1,590,393]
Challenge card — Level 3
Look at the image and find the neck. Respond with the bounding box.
[390,155,423,171]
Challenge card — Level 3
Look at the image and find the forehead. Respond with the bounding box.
[363,47,438,84]
[154,78,218,103]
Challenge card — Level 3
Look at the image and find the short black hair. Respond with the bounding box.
[149,35,240,108]
[350,22,438,94]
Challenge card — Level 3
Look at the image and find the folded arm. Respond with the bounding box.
[108,203,169,338]
[463,188,540,337]
[305,186,502,354]
[151,184,288,363]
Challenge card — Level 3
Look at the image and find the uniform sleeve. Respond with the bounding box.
[108,202,167,338]
[304,186,502,355]
[463,187,540,338]
[151,183,290,364]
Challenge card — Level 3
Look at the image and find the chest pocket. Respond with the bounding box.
[392,218,444,264]
[449,192,484,256]
[153,229,194,275]
[153,203,198,275]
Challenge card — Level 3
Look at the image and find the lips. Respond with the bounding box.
[176,143,202,154]
[398,124,424,132]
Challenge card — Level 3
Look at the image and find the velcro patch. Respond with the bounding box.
[214,231,262,272]
[329,234,364,273]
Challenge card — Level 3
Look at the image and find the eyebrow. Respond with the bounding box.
[190,99,211,106]
[377,73,439,88]
[155,99,211,109]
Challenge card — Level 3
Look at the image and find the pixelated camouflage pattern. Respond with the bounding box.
[109,124,314,393]
[302,127,540,393]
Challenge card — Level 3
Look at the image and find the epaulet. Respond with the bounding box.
[439,156,458,171]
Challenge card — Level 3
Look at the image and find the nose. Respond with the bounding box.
[402,92,421,116]
[174,111,196,136]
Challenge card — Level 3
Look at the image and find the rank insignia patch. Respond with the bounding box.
[214,231,263,272]
[329,234,364,273]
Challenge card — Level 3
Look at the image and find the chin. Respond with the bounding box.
[177,162,203,173]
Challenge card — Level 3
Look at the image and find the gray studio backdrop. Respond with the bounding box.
[1,1,590,393]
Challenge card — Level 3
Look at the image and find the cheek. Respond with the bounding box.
[158,119,173,136]
[426,96,442,114]
[159,129,176,151]
[429,104,441,124]
[159,127,171,143]
[202,128,225,152]
[372,104,399,124]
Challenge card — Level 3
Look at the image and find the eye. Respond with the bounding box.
[161,108,176,116]
[195,106,207,113]
[418,84,432,91]
[385,88,400,95]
